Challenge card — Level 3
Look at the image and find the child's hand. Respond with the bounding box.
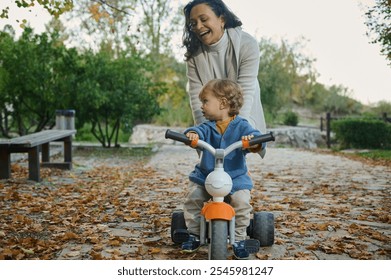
[242,135,254,141]
[186,132,199,141]
[242,135,262,151]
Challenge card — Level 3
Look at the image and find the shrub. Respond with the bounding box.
[331,118,391,149]
[282,111,299,126]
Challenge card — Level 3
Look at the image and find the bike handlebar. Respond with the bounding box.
[248,133,275,147]
[165,129,192,145]
[165,129,275,151]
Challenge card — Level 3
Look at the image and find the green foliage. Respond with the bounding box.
[153,56,191,126]
[356,149,391,161]
[258,38,296,115]
[75,123,131,143]
[74,50,165,147]
[258,38,364,124]
[331,118,391,149]
[369,100,391,115]
[258,38,312,115]
[364,0,391,63]
[3,0,73,19]
[154,99,193,127]
[1,3,386,143]
[0,26,166,147]
[282,111,299,126]
[321,85,362,116]
[0,27,75,136]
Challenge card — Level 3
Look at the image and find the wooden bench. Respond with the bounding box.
[0,129,76,182]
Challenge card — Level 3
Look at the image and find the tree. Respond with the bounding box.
[137,0,182,59]
[322,85,362,116]
[61,0,137,54]
[0,26,14,136]
[58,0,183,59]
[0,26,77,136]
[370,100,391,115]
[258,38,317,117]
[364,0,391,63]
[0,0,124,19]
[76,50,164,147]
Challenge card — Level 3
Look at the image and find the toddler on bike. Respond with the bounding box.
[180,79,266,259]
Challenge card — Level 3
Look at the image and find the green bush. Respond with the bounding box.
[282,111,299,126]
[74,123,131,143]
[331,118,391,149]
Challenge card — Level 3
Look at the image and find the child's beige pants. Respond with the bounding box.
[183,182,252,241]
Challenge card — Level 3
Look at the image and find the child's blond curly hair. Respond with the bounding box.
[199,79,244,116]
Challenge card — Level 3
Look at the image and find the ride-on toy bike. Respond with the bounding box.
[165,129,275,260]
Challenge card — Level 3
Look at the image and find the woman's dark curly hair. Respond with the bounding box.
[182,0,242,61]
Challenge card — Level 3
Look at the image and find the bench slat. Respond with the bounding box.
[0,129,76,181]
[0,129,76,147]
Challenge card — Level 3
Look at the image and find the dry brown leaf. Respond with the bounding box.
[149,248,161,254]
[63,232,79,240]
[256,253,270,260]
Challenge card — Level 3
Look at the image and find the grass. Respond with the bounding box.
[73,145,155,159]
[332,148,391,167]
[353,149,391,161]
[74,123,131,143]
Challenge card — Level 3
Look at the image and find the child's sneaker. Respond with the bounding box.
[181,234,201,253]
[233,239,260,259]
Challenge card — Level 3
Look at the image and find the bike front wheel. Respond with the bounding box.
[209,219,228,260]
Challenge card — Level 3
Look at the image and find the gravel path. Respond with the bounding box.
[5,143,388,260]
[147,145,391,260]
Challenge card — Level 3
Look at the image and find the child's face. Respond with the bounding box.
[200,89,224,121]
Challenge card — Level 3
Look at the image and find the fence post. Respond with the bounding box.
[326,112,331,148]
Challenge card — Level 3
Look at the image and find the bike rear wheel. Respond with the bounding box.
[253,212,274,247]
[171,211,188,244]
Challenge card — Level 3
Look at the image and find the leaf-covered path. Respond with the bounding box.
[0,145,390,260]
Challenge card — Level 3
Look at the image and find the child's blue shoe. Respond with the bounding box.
[233,239,260,259]
[181,235,201,253]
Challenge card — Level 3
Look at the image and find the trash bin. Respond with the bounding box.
[64,110,75,130]
[55,109,75,130]
[56,110,65,130]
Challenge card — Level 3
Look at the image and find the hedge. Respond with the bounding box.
[331,118,391,149]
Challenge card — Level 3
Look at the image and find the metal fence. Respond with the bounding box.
[320,112,390,148]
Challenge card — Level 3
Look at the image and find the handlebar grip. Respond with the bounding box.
[165,129,192,145]
[248,132,275,146]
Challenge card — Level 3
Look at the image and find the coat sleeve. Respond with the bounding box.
[236,33,260,122]
[187,59,206,125]
[184,124,209,140]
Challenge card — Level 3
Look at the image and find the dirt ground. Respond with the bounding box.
[0,144,390,260]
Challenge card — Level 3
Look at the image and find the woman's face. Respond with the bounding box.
[189,3,225,46]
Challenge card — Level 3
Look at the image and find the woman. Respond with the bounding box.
[183,0,266,138]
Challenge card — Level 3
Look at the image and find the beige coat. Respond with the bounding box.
[186,27,266,135]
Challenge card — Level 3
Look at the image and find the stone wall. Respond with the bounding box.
[129,124,326,149]
[269,127,326,148]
